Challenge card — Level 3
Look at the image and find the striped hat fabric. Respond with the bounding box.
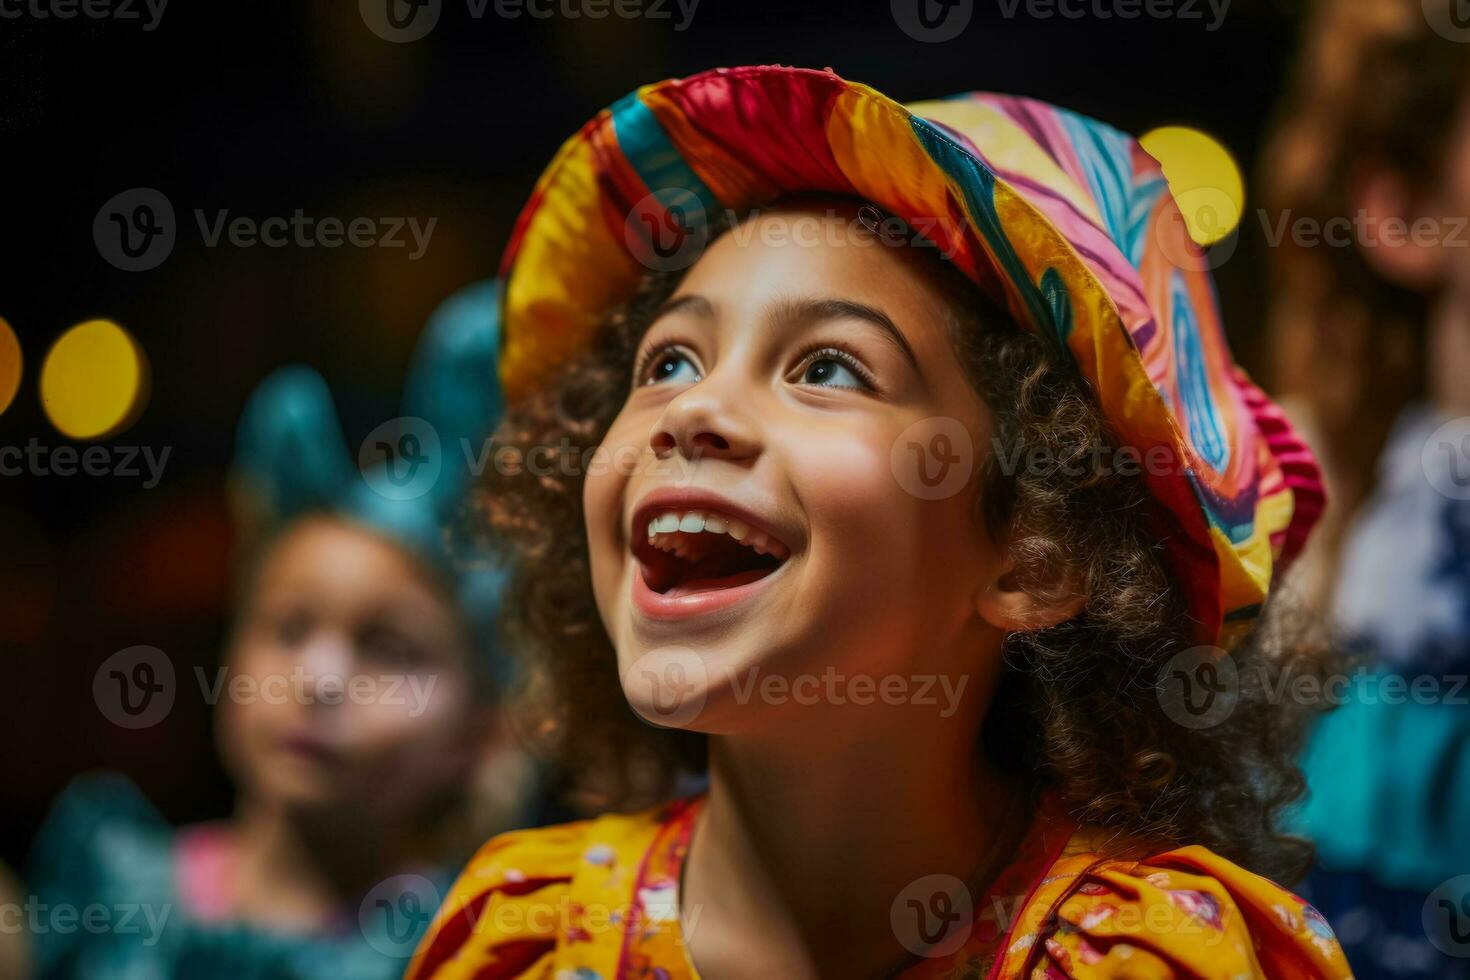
[494,64,1325,649]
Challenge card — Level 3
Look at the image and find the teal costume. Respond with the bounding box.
[1294,406,1470,977]
[30,280,510,979]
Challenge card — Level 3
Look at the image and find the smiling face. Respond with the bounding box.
[584,202,1023,735]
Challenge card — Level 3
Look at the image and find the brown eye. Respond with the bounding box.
[358,624,430,670]
[795,348,873,390]
[273,609,312,647]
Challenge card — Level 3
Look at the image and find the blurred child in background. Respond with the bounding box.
[1262,2,1470,976]
[25,281,533,979]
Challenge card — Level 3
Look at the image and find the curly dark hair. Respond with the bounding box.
[472,205,1334,885]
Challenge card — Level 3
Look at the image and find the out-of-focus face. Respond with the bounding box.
[219,515,483,825]
[584,202,1015,736]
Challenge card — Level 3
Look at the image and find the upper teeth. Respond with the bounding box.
[644,509,788,559]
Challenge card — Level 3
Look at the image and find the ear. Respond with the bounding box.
[1349,165,1445,290]
[974,548,1087,633]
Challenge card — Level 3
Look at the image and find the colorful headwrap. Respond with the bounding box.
[493,65,1325,650]
[233,279,510,683]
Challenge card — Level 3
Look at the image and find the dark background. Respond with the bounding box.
[0,0,1304,872]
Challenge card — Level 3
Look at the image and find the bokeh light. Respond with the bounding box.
[0,317,20,416]
[1140,126,1245,246]
[39,319,150,440]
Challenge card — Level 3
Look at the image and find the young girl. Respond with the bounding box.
[29,282,532,979]
[409,67,1351,978]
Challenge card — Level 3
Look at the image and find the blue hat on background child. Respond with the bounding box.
[232,279,510,687]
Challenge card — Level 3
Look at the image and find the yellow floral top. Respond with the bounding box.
[407,796,1352,979]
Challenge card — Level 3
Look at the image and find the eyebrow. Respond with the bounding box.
[652,293,716,322]
[771,297,920,371]
[651,293,922,373]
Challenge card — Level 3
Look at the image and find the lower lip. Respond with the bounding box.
[280,735,340,762]
[631,562,784,621]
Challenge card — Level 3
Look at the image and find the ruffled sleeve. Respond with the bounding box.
[405,820,592,980]
[999,847,1352,979]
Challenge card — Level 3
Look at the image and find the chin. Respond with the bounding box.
[615,614,830,736]
[266,776,340,808]
[252,760,353,812]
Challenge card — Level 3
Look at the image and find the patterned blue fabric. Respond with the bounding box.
[910,117,1061,338]
[1054,107,1135,255]
[610,91,721,222]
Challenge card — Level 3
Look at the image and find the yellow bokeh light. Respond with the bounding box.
[1140,126,1245,247]
[39,319,150,440]
[0,317,20,416]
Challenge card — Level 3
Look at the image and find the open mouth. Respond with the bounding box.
[633,508,791,598]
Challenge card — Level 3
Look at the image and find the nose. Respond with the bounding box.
[299,634,352,706]
[649,372,762,463]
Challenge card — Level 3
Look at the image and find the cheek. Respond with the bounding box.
[798,434,897,532]
[583,416,643,597]
[584,457,624,555]
[787,423,985,603]
[222,640,289,726]
[229,633,282,680]
[341,676,474,757]
[215,639,287,778]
